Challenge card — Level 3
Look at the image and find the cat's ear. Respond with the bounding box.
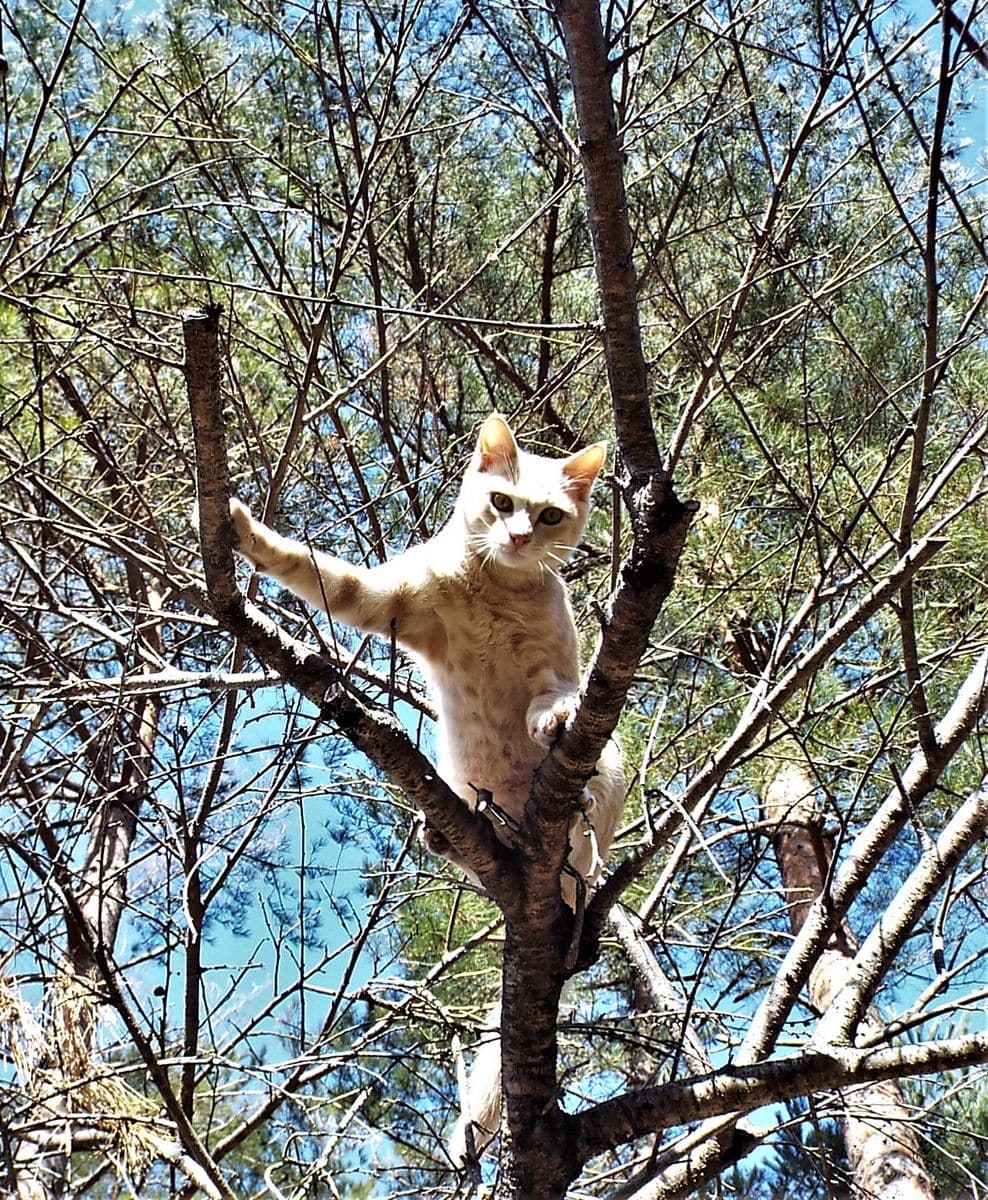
[562,442,607,500]
[475,413,520,473]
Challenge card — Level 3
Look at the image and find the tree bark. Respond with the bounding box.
[764,759,939,1200]
[550,0,659,477]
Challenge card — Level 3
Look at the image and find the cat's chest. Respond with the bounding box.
[424,583,577,701]
[449,595,532,664]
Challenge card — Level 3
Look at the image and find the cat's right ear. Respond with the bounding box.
[562,441,607,501]
[474,413,519,474]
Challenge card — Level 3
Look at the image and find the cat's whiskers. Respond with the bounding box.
[543,546,575,572]
[536,555,566,587]
[478,547,499,571]
[467,531,500,570]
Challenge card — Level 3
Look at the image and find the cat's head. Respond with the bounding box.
[456,414,606,577]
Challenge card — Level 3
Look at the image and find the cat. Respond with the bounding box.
[224,413,625,1163]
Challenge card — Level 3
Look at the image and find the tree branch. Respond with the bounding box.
[573,1029,988,1163]
[532,472,696,830]
[550,0,660,476]
[815,779,988,1045]
[741,645,988,1063]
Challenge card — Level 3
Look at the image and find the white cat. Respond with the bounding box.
[225,413,625,1163]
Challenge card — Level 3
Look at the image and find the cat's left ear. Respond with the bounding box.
[562,442,607,501]
[475,413,520,473]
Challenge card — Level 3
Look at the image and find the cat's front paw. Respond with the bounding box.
[421,820,475,879]
[191,496,258,558]
[228,497,257,556]
[229,498,280,571]
[527,694,579,748]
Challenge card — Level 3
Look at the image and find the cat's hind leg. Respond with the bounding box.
[448,1002,502,1168]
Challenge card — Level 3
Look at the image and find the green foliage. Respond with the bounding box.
[909,1069,988,1197]
[728,1102,853,1200]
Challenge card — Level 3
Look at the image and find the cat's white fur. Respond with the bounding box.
[225,414,625,1165]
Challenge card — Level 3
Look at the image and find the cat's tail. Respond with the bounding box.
[448,1002,502,1167]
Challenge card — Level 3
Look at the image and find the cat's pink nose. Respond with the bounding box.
[510,532,531,548]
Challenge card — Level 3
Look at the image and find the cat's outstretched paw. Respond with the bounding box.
[228,497,256,555]
[527,694,579,748]
[191,497,257,558]
[227,498,279,571]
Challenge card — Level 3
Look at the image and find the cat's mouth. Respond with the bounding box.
[475,529,549,574]
[494,541,545,573]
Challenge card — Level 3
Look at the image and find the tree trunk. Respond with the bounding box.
[764,760,939,1200]
[7,577,164,1197]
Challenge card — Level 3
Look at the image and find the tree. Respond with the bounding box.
[1,0,986,1196]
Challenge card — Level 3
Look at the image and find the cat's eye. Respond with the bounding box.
[539,506,564,526]
[490,492,514,514]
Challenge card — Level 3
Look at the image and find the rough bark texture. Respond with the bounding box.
[571,1030,988,1162]
[550,0,658,476]
[765,760,939,1200]
[533,471,694,828]
[496,916,579,1200]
